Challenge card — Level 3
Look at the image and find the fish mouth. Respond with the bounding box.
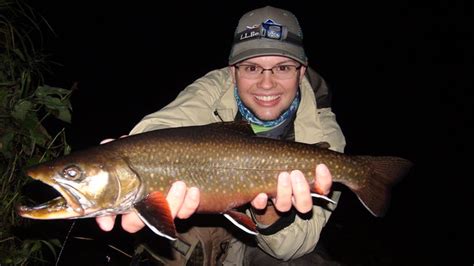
[17,175,91,219]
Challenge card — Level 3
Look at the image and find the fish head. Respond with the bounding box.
[17,150,141,219]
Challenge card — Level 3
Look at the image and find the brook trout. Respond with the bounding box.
[17,122,412,240]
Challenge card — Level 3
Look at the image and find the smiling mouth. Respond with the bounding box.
[255,95,280,102]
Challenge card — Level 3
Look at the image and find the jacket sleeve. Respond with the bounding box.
[129,69,232,134]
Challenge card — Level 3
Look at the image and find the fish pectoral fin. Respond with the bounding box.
[223,210,257,235]
[134,191,177,241]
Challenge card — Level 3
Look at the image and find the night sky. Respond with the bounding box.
[24,1,471,265]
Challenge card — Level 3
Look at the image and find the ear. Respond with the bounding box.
[228,66,237,84]
[299,65,307,81]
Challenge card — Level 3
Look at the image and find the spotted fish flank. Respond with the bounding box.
[17,122,413,240]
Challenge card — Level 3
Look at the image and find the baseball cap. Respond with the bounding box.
[228,6,308,66]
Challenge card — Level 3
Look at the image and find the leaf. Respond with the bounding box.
[39,95,63,109]
[34,86,73,123]
[40,239,61,259]
[11,100,32,121]
[28,125,50,147]
[36,85,71,98]
[54,105,71,123]
[26,154,43,167]
[22,113,50,148]
[64,142,71,155]
[12,48,26,62]
[0,131,15,157]
[0,89,9,106]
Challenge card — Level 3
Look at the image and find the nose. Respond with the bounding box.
[257,71,275,89]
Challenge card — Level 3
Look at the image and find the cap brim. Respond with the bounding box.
[229,47,308,66]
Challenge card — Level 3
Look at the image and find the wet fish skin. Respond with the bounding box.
[17,122,413,240]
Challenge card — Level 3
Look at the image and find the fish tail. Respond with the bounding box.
[351,156,413,217]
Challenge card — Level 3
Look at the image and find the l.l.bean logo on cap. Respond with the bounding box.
[245,24,259,30]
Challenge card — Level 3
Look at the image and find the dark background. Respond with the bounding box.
[24,1,471,265]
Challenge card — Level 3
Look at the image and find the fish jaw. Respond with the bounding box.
[17,167,87,219]
[17,196,82,219]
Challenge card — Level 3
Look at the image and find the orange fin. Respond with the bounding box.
[223,210,257,235]
[134,191,177,240]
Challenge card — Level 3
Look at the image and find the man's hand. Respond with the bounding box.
[250,164,332,225]
[96,181,200,233]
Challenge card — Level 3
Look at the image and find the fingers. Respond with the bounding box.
[100,138,115,145]
[100,135,128,145]
[315,164,332,195]
[176,186,200,219]
[96,215,116,231]
[273,171,293,212]
[96,212,145,233]
[251,193,269,210]
[166,181,200,219]
[272,170,312,214]
[289,170,313,213]
[121,212,145,233]
[270,164,333,214]
[166,181,187,218]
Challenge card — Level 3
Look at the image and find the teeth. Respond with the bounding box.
[255,95,280,102]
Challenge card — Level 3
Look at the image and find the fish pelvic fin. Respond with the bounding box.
[223,210,257,235]
[353,156,413,217]
[134,191,177,241]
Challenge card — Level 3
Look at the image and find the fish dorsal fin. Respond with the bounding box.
[223,210,257,235]
[215,121,255,136]
[134,191,177,241]
[313,141,331,149]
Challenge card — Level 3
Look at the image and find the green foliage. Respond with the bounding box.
[0,0,74,264]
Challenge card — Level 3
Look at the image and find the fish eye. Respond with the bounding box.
[63,165,82,180]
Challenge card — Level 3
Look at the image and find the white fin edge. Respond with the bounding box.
[223,214,257,235]
[136,211,177,241]
[311,193,337,204]
[356,195,377,217]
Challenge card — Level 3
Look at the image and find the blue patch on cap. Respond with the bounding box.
[263,19,280,26]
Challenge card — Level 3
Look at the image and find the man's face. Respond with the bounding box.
[231,56,306,121]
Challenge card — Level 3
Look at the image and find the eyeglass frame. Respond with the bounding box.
[233,63,303,79]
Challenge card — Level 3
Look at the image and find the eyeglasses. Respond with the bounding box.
[234,64,302,80]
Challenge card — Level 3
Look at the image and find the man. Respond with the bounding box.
[97,5,345,265]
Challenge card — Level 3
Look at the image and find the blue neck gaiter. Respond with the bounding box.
[234,87,300,128]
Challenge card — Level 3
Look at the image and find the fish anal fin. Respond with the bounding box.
[223,210,257,235]
[134,191,177,240]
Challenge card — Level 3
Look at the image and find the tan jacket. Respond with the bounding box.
[130,67,346,263]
